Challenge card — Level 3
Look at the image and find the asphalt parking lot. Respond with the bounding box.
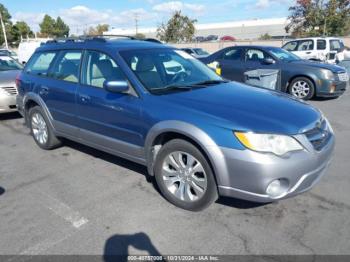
[1,92,350,259]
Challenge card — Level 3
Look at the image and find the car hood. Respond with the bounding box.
[161,82,321,135]
[0,70,21,85]
[289,60,345,73]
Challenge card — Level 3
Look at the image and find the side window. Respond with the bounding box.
[25,52,56,76]
[222,48,242,61]
[82,50,126,88]
[330,40,343,51]
[297,40,314,51]
[50,51,82,83]
[317,40,326,50]
[283,41,298,51]
[245,49,272,62]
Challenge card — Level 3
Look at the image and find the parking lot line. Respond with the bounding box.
[41,193,89,229]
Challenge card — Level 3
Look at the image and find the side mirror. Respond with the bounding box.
[104,80,129,93]
[263,58,276,65]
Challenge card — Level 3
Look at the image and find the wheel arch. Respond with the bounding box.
[23,93,54,129]
[144,121,227,186]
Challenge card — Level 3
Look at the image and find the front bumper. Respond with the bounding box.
[0,95,17,114]
[317,79,347,97]
[217,132,335,203]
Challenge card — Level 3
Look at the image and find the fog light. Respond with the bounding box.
[330,84,336,93]
[266,179,289,198]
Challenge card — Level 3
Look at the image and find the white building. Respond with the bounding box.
[105,17,290,40]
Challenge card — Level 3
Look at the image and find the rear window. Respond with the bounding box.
[25,52,56,76]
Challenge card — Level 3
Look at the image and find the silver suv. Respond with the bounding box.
[282,37,344,64]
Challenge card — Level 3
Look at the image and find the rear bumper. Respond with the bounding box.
[0,95,17,113]
[217,132,335,203]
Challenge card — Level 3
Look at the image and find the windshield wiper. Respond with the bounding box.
[151,84,195,94]
[190,79,229,86]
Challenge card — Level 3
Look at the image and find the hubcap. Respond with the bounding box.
[291,80,310,98]
[31,113,48,145]
[161,151,207,202]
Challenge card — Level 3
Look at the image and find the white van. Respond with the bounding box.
[282,37,345,64]
[17,38,50,64]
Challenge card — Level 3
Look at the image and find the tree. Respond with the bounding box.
[259,33,272,40]
[14,21,33,38]
[0,3,12,46]
[85,24,109,36]
[134,33,146,39]
[39,15,56,37]
[96,24,109,35]
[53,17,69,37]
[286,0,350,37]
[156,11,196,43]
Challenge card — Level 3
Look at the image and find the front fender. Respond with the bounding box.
[144,120,228,185]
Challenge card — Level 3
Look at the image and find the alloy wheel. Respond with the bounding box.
[161,151,207,202]
[31,113,48,145]
[291,80,310,99]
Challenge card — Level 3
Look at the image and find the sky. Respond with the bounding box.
[2,0,295,34]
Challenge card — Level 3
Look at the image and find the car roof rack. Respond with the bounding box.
[43,35,162,45]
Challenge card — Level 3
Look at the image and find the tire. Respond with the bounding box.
[154,139,218,211]
[288,77,315,100]
[28,106,62,150]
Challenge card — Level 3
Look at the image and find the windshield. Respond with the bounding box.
[194,48,209,56]
[120,48,222,94]
[266,47,301,61]
[0,56,23,71]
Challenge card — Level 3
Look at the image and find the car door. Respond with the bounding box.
[243,48,281,90]
[77,50,144,157]
[25,50,81,136]
[216,47,245,82]
[294,39,316,60]
[45,50,82,135]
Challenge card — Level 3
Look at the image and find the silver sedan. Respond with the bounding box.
[0,56,23,114]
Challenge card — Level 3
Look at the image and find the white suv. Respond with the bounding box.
[282,37,345,64]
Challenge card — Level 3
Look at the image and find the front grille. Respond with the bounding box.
[338,72,349,82]
[0,86,18,95]
[304,119,331,151]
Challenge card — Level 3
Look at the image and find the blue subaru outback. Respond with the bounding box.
[16,36,335,211]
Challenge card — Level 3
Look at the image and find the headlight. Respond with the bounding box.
[0,88,9,96]
[321,69,335,80]
[234,132,303,156]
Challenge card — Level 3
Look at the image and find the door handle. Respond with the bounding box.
[306,51,312,54]
[39,86,49,96]
[80,94,91,103]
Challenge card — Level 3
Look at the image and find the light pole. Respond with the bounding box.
[0,11,9,49]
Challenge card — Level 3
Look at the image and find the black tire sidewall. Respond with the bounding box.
[154,139,218,211]
[289,77,315,100]
[28,106,60,150]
